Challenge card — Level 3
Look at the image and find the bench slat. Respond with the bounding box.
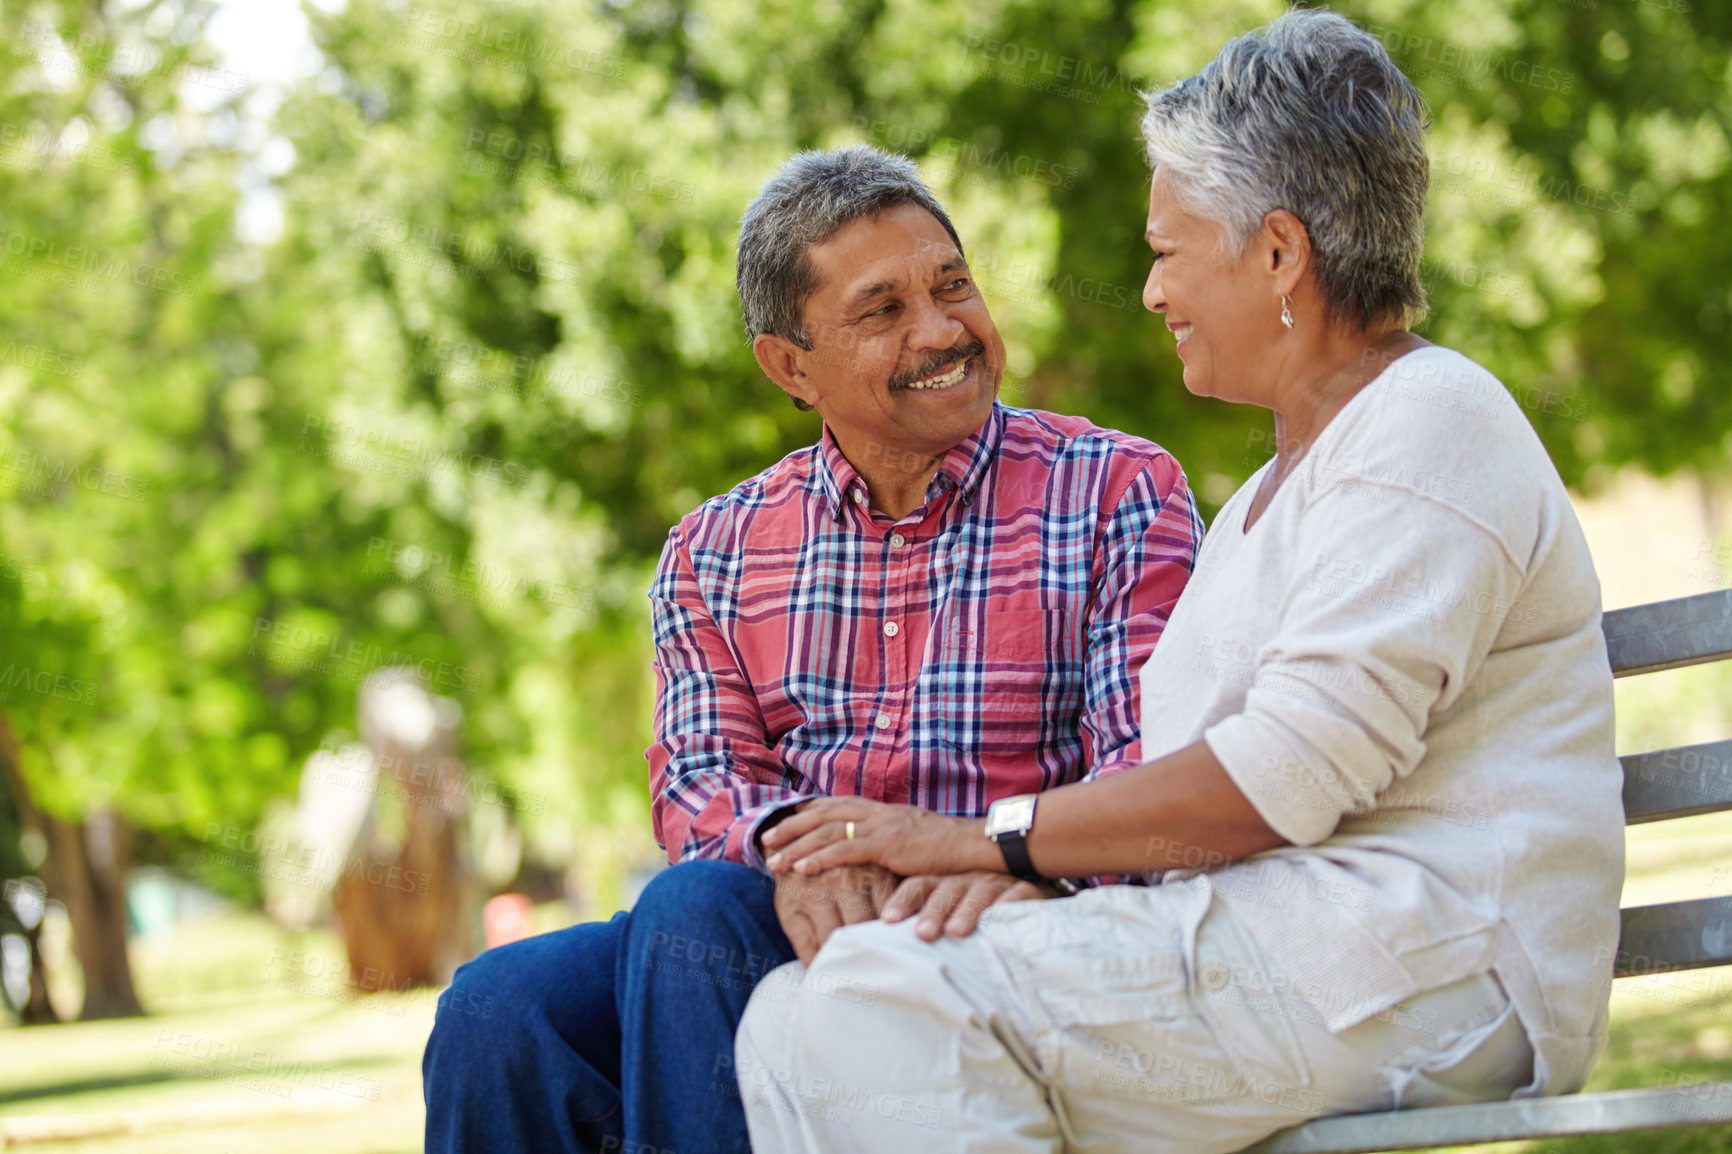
[1241,1082,1732,1154]
[1616,896,1732,977]
[1621,740,1732,824]
[1604,589,1732,677]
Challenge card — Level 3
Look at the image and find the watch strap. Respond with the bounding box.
[993,829,1042,882]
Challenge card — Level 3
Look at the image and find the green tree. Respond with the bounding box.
[1,0,1728,1016]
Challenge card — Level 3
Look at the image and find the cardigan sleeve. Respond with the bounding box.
[1203,480,1525,846]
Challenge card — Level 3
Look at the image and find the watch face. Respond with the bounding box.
[986,794,1037,837]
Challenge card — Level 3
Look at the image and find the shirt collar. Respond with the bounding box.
[935,400,1005,509]
[814,401,1006,521]
[815,427,865,519]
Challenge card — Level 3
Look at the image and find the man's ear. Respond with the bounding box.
[753,333,821,411]
[1260,208,1312,298]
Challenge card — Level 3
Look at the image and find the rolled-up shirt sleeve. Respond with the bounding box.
[1203,482,1522,846]
[1079,456,1205,782]
[647,528,813,871]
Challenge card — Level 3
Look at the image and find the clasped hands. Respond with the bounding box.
[762,798,1059,966]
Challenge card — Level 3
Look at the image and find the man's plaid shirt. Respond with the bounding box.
[646,401,1204,872]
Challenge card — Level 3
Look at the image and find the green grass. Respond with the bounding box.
[0,913,442,1152]
[0,898,593,1151]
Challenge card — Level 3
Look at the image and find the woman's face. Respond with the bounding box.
[1142,170,1279,406]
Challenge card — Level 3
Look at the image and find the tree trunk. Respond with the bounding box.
[42,809,142,1018]
[330,671,474,991]
[18,916,60,1024]
[0,713,143,1020]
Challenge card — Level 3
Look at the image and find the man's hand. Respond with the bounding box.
[882,871,1055,942]
[773,863,900,967]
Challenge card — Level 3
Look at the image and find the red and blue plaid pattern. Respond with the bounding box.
[646,402,1203,870]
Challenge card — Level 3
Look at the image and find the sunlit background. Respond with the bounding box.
[1,0,1729,1149]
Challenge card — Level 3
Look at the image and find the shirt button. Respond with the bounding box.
[874,713,892,731]
[890,533,905,547]
[1199,962,1231,992]
[883,621,899,637]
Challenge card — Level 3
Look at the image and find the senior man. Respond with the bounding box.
[421,145,1202,1154]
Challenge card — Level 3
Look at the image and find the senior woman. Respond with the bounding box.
[736,10,1624,1152]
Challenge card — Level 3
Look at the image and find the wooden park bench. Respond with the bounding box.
[1242,588,1732,1152]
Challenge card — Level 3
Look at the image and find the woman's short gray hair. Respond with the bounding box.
[1140,8,1430,331]
[737,145,963,350]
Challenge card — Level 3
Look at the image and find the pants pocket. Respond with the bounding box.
[1185,896,1317,1101]
[1011,883,1205,1032]
[1387,975,1535,1109]
[1009,883,1316,1109]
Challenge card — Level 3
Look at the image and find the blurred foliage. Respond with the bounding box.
[0,0,1727,897]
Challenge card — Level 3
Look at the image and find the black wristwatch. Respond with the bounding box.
[984,793,1042,881]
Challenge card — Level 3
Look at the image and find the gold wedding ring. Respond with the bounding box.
[845,821,857,840]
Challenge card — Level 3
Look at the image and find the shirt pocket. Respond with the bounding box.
[950,608,1048,665]
[928,609,1067,760]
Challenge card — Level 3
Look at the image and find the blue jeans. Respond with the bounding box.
[423,859,795,1153]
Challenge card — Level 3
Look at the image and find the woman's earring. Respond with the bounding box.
[1280,295,1294,330]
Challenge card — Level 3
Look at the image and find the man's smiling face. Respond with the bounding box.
[772,203,1005,466]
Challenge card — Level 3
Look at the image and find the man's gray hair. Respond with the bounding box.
[737,145,964,350]
[1140,8,1430,332]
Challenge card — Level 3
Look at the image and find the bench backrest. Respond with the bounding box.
[1603,588,1732,979]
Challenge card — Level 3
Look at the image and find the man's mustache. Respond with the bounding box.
[887,338,986,391]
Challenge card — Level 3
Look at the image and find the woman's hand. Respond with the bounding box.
[883,871,1056,941]
[761,798,998,878]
